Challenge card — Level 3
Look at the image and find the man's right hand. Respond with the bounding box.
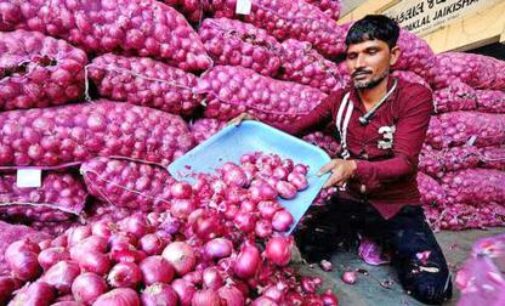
[228,113,255,126]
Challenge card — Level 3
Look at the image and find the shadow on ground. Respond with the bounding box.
[293,227,504,306]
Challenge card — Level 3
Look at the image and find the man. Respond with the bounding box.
[235,15,452,305]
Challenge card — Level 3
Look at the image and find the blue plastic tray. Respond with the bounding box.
[168,121,331,233]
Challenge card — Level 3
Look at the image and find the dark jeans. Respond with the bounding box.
[295,196,453,305]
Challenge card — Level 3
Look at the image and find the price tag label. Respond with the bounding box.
[16,169,42,188]
[236,0,252,15]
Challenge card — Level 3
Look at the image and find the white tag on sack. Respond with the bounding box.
[16,169,42,188]
[236,0,252,15]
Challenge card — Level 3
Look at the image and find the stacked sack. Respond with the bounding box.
[420,52,505,231]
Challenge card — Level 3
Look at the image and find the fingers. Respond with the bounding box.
[317,160,336,176]
[227,113,247,126]
[323,171,340,188]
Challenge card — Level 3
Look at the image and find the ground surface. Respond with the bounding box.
[293,227,504,306]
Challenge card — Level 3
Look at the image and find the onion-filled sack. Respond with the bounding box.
[0,30,87,111]
[391,70,430,89]
[0,220,49,276]
[417,172,446,206]
[479,146,505,171]
[424,202,505,231]
[0,100,194,168]
[433,80,476,113]
[476,89,505,114]
[162,0,208,23]
[80,157,176,211]
[279,39,346,94]
[190,118,226,144]
[30,219,80,237]
[432,52,505,90]
[197,65,327,125]
[83,200,134,223]
[441,169,505,206]
[304,0,341,20]
[302,131,341,157]
[393,30,436,81]
[88,54,201,116]
[456,234,505,306]
[426,112,505,149]
[419,146,480,178]
[0,0,212,72]
[208,0,347,58]
[199,18,283,77]
[0,172,87,222]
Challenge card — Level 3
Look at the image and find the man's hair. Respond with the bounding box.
[345,15,400,49]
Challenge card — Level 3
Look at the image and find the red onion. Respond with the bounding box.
[251,296,278,306]
[6,249,41,281]
[172,279,196,306]
[239,200,256,213]
[77,251,111,276]
[191,289,223,306]
[301,276,321,294]
[38,247,70,270]
[204,238,233,259]
[183,271,203,286]
[221,163,249,187]
[170,199,197,219]
[285,291,304,305]
[141,283,178,306]
[67,226,92,247]
[71,272,108,305]
[341,271,357,285]
[271,210,294,232]
[8,281,56,306]
[255,220,273,238]
[320,260,333,272]
[217,285,244,306]
[192,214,224,241]
[51,302,81,306]
[233,212,256,233]
[249,180,279,202]
[109,233,138,251]
[91,220,116,239]
[170,182,193,199]
[70,236,108,260]
[233,241,261,279]
[265,236,293,266]
[275,181,297,199]
[108,262,143,289]
[257,201,281,220]
[93,288,140,306]
[287,173,309,191]
[42,260,80,295]
[162,242,196,276]
[139,256,175,286]
[321,289,339,306]
[0,276,19,305]
[138,234,167,256]
[119,215,152,239]
[202,267,224,289]
[110,248,146,264]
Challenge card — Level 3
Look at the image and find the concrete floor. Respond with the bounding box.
[293,227,504,306]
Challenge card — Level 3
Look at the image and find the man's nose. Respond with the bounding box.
[355,54,366,69]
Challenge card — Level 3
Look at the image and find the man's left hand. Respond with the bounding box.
[318,159,357,188]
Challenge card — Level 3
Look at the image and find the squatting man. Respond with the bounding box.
[233,15,452,305]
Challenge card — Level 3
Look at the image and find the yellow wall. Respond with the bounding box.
[338,0,505,53]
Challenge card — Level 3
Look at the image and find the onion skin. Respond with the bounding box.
[162,242,196,276]
[139,256,175,286]
[341,271,357,285]
[265,237,292,266]
[141,283,178,306]
[271,210,294,232]
[218,285,244,306]
[107,262,143,289]
[233,242,261,279]
[71,272,108,305]
[172,279,196,306]
[8,281,56,306]
[38,247,71,271]
[93,288,140,306]
[191,289,223,306]
[0,277,19,305]
[42,260,81,295]
[251,296,278,306]
[204,238,233,259]
[138,234,167,256]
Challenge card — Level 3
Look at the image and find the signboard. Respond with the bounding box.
[383,0,500,36]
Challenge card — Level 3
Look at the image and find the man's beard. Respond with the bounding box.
[353,70,389,90]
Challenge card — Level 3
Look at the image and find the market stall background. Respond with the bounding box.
[0,0,503,305]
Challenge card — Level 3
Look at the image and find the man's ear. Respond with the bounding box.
[389,46,401,66]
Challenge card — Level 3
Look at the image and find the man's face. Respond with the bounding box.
[345,39,400,90]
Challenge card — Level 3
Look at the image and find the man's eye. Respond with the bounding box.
[368,49,378,54]
[347,54,356,59]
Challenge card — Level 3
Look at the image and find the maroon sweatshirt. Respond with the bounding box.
[275,77,433,219]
